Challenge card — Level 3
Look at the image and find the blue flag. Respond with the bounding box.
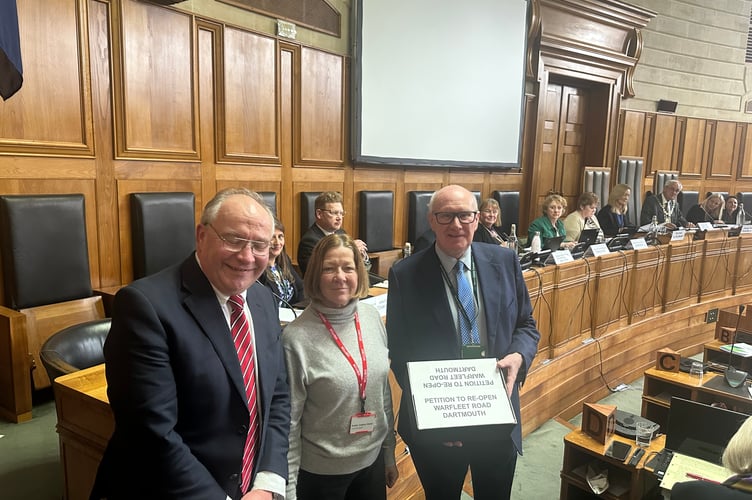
[0,0,23,100]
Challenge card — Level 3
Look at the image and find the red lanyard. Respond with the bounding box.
[317,311,368,413]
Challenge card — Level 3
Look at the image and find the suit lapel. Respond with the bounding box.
[180,258,248,404]
[419,249,458,341]
[472,244,503,353]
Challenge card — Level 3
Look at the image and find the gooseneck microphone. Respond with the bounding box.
[257,280,299,319]
[724,305,748,388]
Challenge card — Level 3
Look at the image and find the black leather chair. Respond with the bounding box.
[737,192,752,210]
[300,192,321,239]
[0,194,105,422]
[679,191,699,217]
[130,192,196,280]
[407,191,433,246]
[359,191,394,252]
[40,318,111,383]
[259,191,277,217]
[492,191,520,236]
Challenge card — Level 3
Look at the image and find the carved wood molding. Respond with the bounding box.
[217,0,340,38]
[528,0,656,97]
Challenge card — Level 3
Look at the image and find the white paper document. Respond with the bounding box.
[660,452,731,490]
[407,358,516,430]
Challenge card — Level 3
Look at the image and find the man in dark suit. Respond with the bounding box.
[92,188,290,500]
[386,185,540,500]
[640,179,695,228]
[297,191,370,275]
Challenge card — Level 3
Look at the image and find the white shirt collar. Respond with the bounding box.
[434,245,473,275]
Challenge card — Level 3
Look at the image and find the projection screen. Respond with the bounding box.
[351,0,529,169]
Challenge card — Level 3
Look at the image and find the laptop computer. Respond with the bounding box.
[651,396,745,489]
[578,228,600,245]
[542,235,563,252]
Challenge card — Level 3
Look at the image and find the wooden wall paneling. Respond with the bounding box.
[698,236,736,302]
[219,27,278,164]
[618,110,646,158]
[680,118,706,177]
[0,0,94,157]
[279,43,299,244]
[627,247,661,323]
[649,114,677,173]
[590,252,630,336]
[551,259,591,357]
[90,0,120,288]
[197,21,220,210]
[447,171,486,197]
[114,0,198,160]
[524,266,556,365]
[740,125,752,180]
[116,179,202,283]
[708,121,736,179]
[735,235,752,294]
[296,47,344,166]
[662,241,702,312]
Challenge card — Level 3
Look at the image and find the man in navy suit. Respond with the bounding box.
[92,188,290,500]
[297,191,370,275]
[386,185,540,500]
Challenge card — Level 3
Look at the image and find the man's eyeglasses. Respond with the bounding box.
[207,224,270,255]
[319,209,346,217]
[433,211,479,225]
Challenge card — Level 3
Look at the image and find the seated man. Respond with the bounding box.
[640,179,695,229]
[297,191,370,275]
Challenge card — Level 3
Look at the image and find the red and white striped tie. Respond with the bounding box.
[228,294,259,494]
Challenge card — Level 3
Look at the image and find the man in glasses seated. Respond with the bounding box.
[297,191,371,275]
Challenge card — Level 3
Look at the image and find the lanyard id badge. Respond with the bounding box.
[350,411,376,434]
[462,344,484,359]
[317,311,372,432]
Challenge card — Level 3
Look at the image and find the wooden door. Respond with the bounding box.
[533,82,589,217]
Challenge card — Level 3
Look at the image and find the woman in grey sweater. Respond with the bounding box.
[282,233,398,500]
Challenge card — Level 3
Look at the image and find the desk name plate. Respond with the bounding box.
[407,358,516,430]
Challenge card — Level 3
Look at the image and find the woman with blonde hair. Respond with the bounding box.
[473,198,507,245]
[687,192,725,224]
[527,193,573,249]
[597,184,632,237]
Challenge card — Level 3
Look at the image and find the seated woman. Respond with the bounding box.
[473,198,507,245]
[528,193,574,249]
[723,195,740,224]
[672,414,752,499]
[563,192,602,243]
[597,184,631,237]
[686,192,725,225]
[258,218,304,308]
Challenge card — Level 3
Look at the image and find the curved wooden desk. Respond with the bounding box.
[520,233,752,434]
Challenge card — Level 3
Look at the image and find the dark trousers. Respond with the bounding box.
[409,438,518,500]
[297,451,386,500]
